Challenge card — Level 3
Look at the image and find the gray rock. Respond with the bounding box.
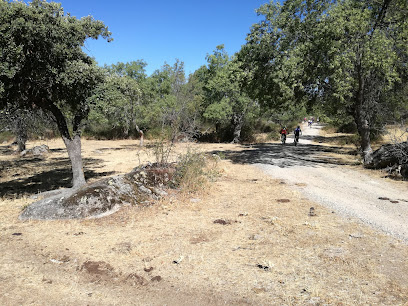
[31,144,49,156]
[249,234,262,240]
[139,186,152,194]
[20,164,174,220]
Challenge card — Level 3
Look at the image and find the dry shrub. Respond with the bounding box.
[150,138,175,166]
[174,149,220,193]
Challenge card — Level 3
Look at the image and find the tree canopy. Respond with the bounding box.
[239,0,408,162]
[0,0,112,187]
[1,0,407,186]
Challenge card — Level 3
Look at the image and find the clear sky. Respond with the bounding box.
[58,0,269,76]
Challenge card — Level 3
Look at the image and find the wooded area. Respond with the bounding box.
[1,0,408,188]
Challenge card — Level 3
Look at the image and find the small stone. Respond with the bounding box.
[173,256,184,264]
[257,264,270,271]
[213,219,231,225]
[349,233,363,239]
[253,287,267,294]
[42,277,52,284]
[249,234,262,240]
[151,276,162,282]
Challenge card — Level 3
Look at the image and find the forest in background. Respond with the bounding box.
[1,0,408,187]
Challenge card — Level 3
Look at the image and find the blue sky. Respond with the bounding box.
[58,0,269,76]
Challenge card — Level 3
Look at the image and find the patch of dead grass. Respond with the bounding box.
[379,125,408,145]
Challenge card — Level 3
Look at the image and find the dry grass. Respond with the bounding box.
[381,125,408,144]
[1,138,408,305]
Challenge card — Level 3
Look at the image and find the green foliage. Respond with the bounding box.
[0,0,112,186]
[87,74,141,138]
[240,0,408,157]
[0,0,111,139]
[199,45,258,143]
[86,59,205,141]
[142,60,203,141]
[104,60,147,81]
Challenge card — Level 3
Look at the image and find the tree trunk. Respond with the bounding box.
[123,127,129,138]
[231,113,244,144]
[15,113,27,152]
[354,57,373,164]
[358,118,373,164]
[135,124,144,147]
[215,122,221,135]
[139,130,144,147]
[62,134,86,189]
[38,99,87,189]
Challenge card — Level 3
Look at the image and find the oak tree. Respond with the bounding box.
[0,0,111,188]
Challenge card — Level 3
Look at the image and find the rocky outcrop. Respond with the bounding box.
[19,163,175,220]
[20,144,49,157]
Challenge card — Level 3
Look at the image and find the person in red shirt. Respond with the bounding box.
[280,127,287,144]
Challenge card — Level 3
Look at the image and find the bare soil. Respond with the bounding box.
[1,135,408,305]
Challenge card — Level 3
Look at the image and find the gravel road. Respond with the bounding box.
[255,123,408,243]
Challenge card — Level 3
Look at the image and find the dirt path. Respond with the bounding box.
[254,123,408,243]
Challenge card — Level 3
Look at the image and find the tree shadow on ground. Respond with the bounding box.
[0,145,16,156]
[0,156,115,199]
[212,142,359,169]
[302,134,358,146]
[120,144,143,150]
[87,144,143,152]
